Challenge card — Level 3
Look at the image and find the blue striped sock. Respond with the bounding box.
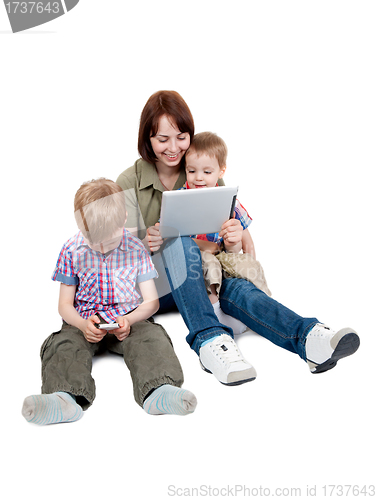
[143,385,197,416]
[22,392,83,425]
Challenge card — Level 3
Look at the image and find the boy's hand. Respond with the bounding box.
[112,316,131,342]
[219,216,243,247]
[82,315,106,343]
[146,223,163,253]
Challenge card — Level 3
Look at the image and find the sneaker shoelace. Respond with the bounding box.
[210,338,244,366]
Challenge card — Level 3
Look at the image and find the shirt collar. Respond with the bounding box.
[139,159,187,192]
[75,232,87,249]
[139,160,164,191]
[75,228,129,253]
[119,229,128,251]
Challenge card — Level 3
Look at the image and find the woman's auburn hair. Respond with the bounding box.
[138,90,195,164]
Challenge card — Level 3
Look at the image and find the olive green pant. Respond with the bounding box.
[40,318,184,410]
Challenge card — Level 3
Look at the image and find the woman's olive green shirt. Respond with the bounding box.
[116,158,224,240]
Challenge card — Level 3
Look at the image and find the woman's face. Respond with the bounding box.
[150,115,190,170]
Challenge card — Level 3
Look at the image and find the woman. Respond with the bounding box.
[116,90,359,385]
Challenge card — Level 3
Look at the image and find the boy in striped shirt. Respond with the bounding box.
[22,178,196,425]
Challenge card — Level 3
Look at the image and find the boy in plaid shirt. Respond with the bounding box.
[183,132,271,335]
[22,178,196,425]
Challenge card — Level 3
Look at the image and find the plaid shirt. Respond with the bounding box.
[52,229,157,322]
[182,182,252,246]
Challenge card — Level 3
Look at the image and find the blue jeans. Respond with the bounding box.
[158,237,233,354]
[220,278,318,360]
[157,237,318,359]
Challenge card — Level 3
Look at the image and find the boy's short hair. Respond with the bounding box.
[186,132,228,168]
[74,178,127,244]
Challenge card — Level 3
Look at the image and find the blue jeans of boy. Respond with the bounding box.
[158,236,318,359]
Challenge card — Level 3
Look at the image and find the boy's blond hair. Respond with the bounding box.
[186,132,228,168]
[74,178,127,244]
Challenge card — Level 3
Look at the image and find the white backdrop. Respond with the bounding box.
[1,2,376,499]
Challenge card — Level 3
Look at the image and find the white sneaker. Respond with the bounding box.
[199,334,257,385]
[305,323,360,373]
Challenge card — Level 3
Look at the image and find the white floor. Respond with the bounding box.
[1,2,376,499]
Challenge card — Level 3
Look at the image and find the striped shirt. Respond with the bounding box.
[182,182,253,246]
[52,229,157,322]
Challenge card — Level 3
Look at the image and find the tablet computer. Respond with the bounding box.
[159,186,238,238]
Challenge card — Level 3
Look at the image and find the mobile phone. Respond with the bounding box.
[97,323,120,331]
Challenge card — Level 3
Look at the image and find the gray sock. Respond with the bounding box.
[143,385,197,416]
[22,392,83,425]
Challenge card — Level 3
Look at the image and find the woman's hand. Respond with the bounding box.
[219,216,243,253]
[145,222,164,253]
[112,316,131,342]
